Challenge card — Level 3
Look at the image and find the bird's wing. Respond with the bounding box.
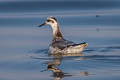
[51,39,75,50]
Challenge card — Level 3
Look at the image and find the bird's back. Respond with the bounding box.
[50,39,75,50]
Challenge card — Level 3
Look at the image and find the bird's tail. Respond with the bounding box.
[66,42,88,53]
[72,42,88,48]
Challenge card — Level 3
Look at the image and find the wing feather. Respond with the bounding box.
[50,39,75,50]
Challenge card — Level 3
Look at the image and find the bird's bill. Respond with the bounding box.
[38,22,46,27]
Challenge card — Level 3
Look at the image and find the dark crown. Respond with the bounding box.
[48,16,57,22]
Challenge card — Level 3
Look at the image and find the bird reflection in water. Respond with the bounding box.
[46,53,89,80]
[32,52,89,80]
[47,56,72,80]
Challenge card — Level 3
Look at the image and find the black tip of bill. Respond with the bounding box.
[38,23,46,27]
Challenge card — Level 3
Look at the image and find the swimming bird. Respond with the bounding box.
[38,16,88,54]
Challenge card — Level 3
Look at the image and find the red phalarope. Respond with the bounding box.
[38,16,88,54]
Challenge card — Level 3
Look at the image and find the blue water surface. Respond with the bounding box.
[0,0,120,80]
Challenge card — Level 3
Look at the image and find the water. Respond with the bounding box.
[0,0,120,80]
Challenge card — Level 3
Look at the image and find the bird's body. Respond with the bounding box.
[49,39,88,54]
[39,16,88,54]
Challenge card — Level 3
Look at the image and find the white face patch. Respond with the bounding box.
[46,18,58,35]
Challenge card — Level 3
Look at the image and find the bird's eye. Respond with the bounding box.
[47,20,51,22]
[47,20,54,23]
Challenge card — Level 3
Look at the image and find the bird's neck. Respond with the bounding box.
[50,24,63,40]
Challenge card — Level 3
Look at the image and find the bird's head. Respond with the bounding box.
[38,16,58,27]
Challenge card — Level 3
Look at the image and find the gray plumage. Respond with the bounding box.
[50,39,75,50]
[51,38,87,50]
